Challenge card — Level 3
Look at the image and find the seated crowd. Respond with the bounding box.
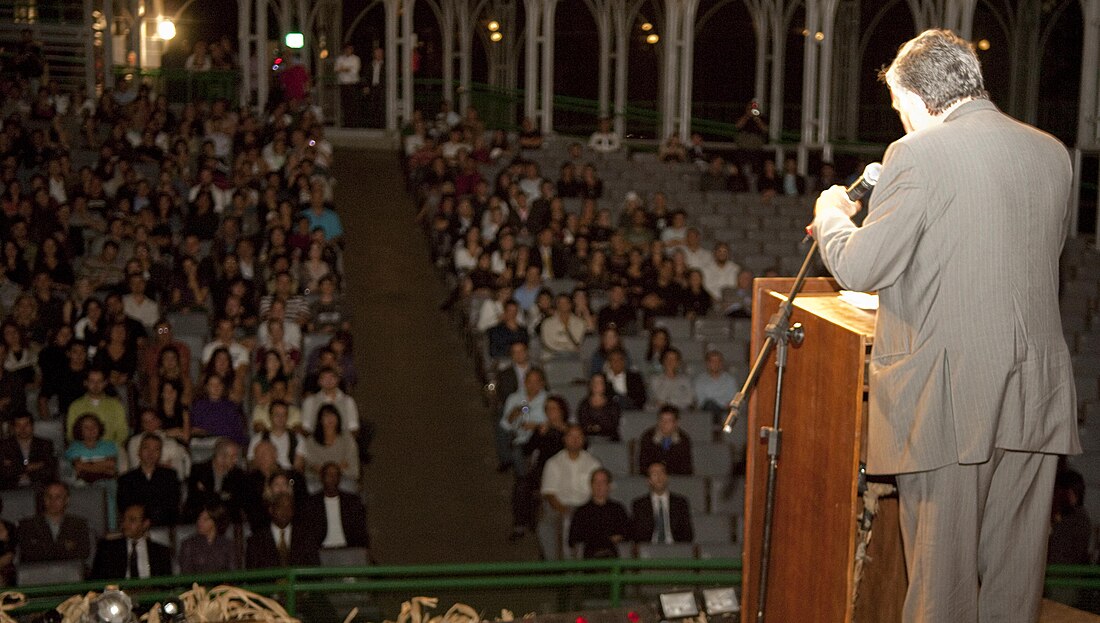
[0,64,369,586]
[406,108,749,559]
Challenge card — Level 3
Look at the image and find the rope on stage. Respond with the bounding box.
[852,482,897,607]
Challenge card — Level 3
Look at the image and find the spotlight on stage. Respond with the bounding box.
[158,598,187,623]
[658,591,699,620]
[86,587,135,623]
[701,587,740,616]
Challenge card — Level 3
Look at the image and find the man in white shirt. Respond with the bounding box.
[701,242,741,301]
[122,274,159,331]
[334,43,362,127]
[540,294,586,358]
[681,228,711,270]
[587,117,621,153]
[301,367,360,434]
[539,425,602,559]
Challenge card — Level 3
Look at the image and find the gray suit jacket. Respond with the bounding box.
[813,99,1080,474]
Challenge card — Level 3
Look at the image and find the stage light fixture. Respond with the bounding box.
[487,20,500,31]
[156,17,175,41]
[285,32,305,49]
[640,22,653,31]
[87,587,135,623]
[490,31,503,42]
[814,31,824,41]
[646,33,659,44]
[977,38,990,50]
[701,588,740,615]
[158,598,187,623]
[658,591,699,620]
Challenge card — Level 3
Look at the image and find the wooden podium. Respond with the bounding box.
[739,278,906,623]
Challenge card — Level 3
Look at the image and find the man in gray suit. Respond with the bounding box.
[812,29,1079,622]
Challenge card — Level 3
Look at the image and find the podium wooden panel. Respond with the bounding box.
[740,278,906,623]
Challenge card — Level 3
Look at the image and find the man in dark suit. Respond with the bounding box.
[530,228,570,279]
[636,405,693,475]
[630,462,693,543]
[17,481,90,563]
[605,349,646,411]
[184,438,249,522]
[246,492,321,568]
[89,504,172,580]
[812,29,1080,621]
[116,435,180,526]
[0,411,55,489]
[305,463,370,550]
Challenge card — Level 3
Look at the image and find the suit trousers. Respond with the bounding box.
[895,449,1057,623]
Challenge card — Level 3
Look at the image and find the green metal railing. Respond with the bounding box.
[10,559,742,617]
[9,560,1100,617]
[110,67,240,104]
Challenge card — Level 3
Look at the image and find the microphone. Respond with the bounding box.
[844,162,883,202]
[802,162,883,243]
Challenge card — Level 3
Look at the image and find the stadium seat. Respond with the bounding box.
[16,559,85,585]
[319,546,371,567]
[589,443,631,476]
[0,487,36,524]
[692,513,734,544]
[68,486,107,538]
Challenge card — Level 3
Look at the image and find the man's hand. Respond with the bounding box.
[815,185,860,219]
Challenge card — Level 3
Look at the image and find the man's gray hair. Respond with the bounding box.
[879,29,988,115]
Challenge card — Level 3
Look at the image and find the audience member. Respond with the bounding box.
[89,503,172,580]
[568,468,630,558]
[306,462,370,549]
[296,404,360,491]
[587,118,621,154]
[604,349,646,410]
[637,406,693,475]
[539,425,601,559]
[648,348,696,410]
[0,498,13,586]
[701,242,741,302]
[17,481,91,564]
[66,412,121,529]
[577,373,621,442]
[184,438,249,522]
[178,503,237,574]
[539,294,586,358]
[487,299,529,359]
[65,368,128,448]
[116,434,181,526]
[694,350,738,420]
[245,492,321,568]
[126,408,190,480]
[0,411,56,488]
[630,462,693,543]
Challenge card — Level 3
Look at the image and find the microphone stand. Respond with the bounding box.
[722,239,818,623]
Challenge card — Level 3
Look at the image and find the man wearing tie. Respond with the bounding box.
[89,504,172,580]
[630,462,693,544]
[245,492,321,568]
[365,47,385,128]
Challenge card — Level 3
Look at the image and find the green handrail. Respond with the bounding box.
[8,560,1100,617]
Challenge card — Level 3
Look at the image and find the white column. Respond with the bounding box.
[659,0,681,140]
[457,0,472,112]
[767,10,785,144]
[750,5,768,109]
[676,0,699,141]
[798,0,820,171]
[596,5,611,117]
[612,0,629,138]
[256,0,268,111]
[524,0,541,122]
[238,0,252,107]
[539,0,558,132]
[384,0,400,129]
[815,0,838,163]
[401,0,416,124]
[442,0,456,104]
